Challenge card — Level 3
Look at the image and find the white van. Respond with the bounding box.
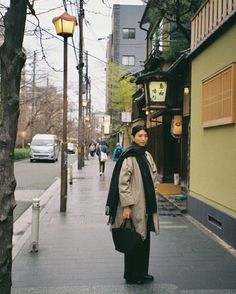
[29,134,60,162]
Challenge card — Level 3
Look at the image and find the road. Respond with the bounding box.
[14,153,77,222]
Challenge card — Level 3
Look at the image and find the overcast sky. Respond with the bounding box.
[15,0,144,114]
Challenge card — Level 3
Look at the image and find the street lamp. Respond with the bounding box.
[52,12,77,212]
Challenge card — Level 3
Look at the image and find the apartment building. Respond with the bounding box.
[106,4,146,111]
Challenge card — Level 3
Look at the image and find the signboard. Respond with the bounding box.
[103,114,111,134]
[149,81,167,102]
[121,112,131,123]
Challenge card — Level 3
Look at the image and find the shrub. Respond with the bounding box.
[14,148,30,160]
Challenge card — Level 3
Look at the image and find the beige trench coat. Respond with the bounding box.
[111,151,160,240]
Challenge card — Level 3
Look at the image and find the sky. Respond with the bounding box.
[5,0,144,114]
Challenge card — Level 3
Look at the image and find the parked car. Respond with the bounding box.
[29,134,60,162]
[67,142,77,154]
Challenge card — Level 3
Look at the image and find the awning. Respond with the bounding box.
[167,50,190,74]
[135,69,171,84]
[150,108,182,120]
[121,69,145,80]
[132,87,144,99]
[132,88,146,109]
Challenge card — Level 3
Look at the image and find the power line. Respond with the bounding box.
[101,0,111,9]
[85,8,109,17]
[67,0,80,65]
[26,18,107,64]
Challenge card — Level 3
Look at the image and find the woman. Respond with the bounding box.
[89,142,96,157]
[106,125,159,285]
[96,140,109,176]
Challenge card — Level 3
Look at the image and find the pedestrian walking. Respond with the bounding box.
[112,142,124,161]
[89,142,96,157]
[105,125,159,285]
[96,140,109,176]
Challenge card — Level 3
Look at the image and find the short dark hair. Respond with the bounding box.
[131,125,148,136]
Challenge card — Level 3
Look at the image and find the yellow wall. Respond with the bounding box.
[190,24,236,217]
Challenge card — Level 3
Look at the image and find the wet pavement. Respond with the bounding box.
[12,157,236,293]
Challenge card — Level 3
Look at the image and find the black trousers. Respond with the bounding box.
[124,229,150,280]
[99,161,105,173]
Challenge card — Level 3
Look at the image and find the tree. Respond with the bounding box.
[0,1,28,292]
[23,84,63,138]
[107,62,137,131]
[0,2,79,291]
[155,0,203,42]
[143,0,204,61]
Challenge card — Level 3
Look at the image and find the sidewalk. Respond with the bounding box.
[12,158,236,294]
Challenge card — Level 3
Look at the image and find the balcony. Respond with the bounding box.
[191,0,236,50]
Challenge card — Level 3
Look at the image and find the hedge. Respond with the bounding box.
[14,148,30,160]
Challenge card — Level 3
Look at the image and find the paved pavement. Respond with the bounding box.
[12,157,236,294]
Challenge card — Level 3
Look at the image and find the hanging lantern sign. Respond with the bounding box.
[171,115,182,138]
[149,81,167,102]
[144,80,168,107]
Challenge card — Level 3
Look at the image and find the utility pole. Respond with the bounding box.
[84,51,90,158]
[85,51,89,117]
[77,0,84,169]
[88,77,92,144]
[31,51,36,138]
[88,77,91,119]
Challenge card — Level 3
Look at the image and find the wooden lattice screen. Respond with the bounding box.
[201,63,236,128]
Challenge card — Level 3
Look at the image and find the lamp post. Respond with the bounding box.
[52,12,77,212]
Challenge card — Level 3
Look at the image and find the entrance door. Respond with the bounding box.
[180,116,190,193]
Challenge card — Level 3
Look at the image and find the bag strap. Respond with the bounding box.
[100,145,105,154]
[121,218,135,231]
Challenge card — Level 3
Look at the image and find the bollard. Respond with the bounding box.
[30,198,40,253]
[69,163,73,185]
[174,173,180,185]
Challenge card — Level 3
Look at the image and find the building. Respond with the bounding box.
[110,4,146,70]
[133,0,236,249]
[132,0,195,187]
[188,0,236,248]
[93,111,106,137]
[106,4,146,111]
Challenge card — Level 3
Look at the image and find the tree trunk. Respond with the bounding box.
[0,1,27,293]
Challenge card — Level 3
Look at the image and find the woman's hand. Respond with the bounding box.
[123,206,132,219]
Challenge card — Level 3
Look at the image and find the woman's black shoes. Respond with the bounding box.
[143,274,154,281]
[125,274,154,284]
[125,278,144,285]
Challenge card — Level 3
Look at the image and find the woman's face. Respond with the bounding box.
[132,129,148,147]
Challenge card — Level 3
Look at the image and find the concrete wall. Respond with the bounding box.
[190,24,236,218]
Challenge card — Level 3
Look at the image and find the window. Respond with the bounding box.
[122,28,135,39]
[201,63,236,128]
[122,55,135,66]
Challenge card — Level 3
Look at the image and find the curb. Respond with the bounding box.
[12,177,60,260]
